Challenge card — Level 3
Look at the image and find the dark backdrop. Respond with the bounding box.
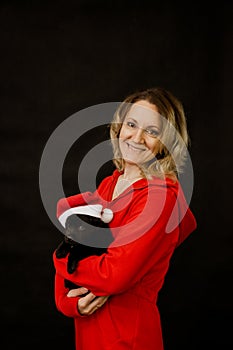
[1,1,233,349]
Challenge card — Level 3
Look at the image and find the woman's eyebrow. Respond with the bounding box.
[126,116,160,130]
[125,117,138,123]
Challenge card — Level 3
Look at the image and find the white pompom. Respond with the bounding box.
[101,208,114,223]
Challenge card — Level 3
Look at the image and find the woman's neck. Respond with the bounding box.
[112,165,143,200]
[121,164,142,180]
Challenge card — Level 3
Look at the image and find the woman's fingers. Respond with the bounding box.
[88,296,109,314]
[67,287,89,297]
[78,293,109,316]
[78,292,97,315]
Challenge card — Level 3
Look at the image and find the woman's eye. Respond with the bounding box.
[127,121,136,128]
[146,129,159,137]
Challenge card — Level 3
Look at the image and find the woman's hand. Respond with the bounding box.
[67,287,89,297]
[67,287,109,316]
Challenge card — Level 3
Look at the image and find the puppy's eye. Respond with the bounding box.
[78,225,86,231]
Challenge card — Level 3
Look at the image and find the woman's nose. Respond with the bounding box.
[132,127,145,143]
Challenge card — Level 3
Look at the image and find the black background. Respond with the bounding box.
[1,0,233,349]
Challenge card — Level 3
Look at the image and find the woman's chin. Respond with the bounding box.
[123,155,155,167]
[123,157,140,166]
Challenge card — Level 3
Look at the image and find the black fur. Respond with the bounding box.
[55,213,114,290]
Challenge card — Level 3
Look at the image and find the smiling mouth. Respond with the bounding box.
[126,143,146,152]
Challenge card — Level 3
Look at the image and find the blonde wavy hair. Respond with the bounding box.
[110,87,190,179]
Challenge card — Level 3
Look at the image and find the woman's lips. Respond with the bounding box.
[126,142,146,152]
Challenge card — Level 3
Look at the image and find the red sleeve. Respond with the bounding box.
[56,192,93,218]
[56,175,114,218]
[54,272,81,318]
[53,188,180,296]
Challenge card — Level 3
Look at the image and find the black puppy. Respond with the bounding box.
[55,205,114,290]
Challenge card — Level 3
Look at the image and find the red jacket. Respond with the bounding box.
[53,170,197,350]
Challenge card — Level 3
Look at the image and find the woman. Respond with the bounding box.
[53,87,197,350]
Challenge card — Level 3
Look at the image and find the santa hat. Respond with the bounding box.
[58,204,114,228]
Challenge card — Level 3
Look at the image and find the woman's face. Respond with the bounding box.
[119,100,162,166]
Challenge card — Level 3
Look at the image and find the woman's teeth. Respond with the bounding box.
[127,143,146,151]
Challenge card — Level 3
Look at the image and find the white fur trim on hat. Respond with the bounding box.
[101,208,114,223]
[58,204,113,228]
